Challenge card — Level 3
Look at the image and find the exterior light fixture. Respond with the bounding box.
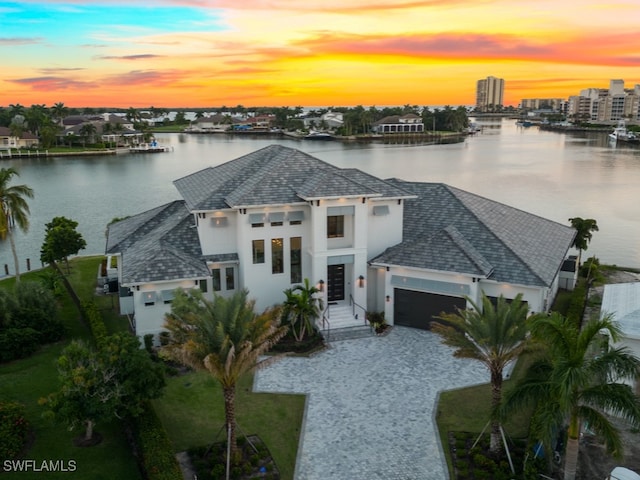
[358,275,365,288]
[386,295,391,303]
[318,279,325,292]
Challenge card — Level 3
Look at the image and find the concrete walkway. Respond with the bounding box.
[254,327,488,480]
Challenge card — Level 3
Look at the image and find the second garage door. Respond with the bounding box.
[393,288,466,330]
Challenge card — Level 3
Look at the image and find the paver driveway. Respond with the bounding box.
[254,327,488,480]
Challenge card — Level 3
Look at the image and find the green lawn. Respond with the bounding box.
[2,256,304,479]
[153,371,306,480]
[0,257,142,480]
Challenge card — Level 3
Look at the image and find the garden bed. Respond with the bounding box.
[448,431,530,479]
[189,434,279,479]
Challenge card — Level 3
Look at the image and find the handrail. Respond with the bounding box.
[349,294,369,327]
[321,303,330,340]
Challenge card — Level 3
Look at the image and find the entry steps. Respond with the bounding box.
[319,304,374,342]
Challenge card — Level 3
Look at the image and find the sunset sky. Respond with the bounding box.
[1,0,639,108]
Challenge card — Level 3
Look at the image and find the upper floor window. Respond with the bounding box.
[252,240,265,264]
[272,238,284,274]
[327,215,344,238]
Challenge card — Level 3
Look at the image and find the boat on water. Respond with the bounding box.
[516,119,534,127]
[129,141,173,153]
[304,131,334,141]
[609,121,639,143]
[466,123,481,135]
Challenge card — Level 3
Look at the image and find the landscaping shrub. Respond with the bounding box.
[82,301,108,345]
[0,282,63,360]
[0,401,30,460]
[130,402,182,480]
[0,328,41,362]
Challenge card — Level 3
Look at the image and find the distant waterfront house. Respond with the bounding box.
[372,114,424,134]
[105,145,576,342]
[186,114,233,132]
[0,127,39,149]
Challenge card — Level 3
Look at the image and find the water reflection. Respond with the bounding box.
[1,118,640,274]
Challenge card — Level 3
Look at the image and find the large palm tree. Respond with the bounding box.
[163,289,287,461]
[0,167,34,282]
[502,313,640,480]
[282,278,324,342]
[434,293,530,454]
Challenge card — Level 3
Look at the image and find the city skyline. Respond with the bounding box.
[1,0,639,108]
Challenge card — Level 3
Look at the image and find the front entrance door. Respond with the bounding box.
[327,264,345,302]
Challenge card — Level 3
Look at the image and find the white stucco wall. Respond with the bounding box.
[237,206,312,311]
[197,210,238,256]
[367,201,404,258]
[477,281,546,314]
[133,279,203,343]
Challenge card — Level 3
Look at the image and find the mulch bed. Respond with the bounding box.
[188,434,279,480]
[448,431,530,480]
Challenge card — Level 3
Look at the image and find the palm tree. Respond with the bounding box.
[282,278,324,343]
[0,168,34,282]
[568,217,599,265]
[51,102,69,126]
[163,289,287,462]
[502,313,640,480]
[79,123,97,147]
[433,293,530,454]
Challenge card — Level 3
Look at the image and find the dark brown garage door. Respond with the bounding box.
[394,288,466,330]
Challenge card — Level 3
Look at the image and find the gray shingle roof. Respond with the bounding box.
[173,145,413,210]
[105,200,210,284]
[371,181,576,287]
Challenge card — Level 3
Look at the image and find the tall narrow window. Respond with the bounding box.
[212,269,221,291]
[252,239,265,264]
[327,215,344,238]
[225,267,235,290]
[290,237,301,283]
[272,238,283,274]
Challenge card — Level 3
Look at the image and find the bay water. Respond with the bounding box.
[1,118,639,275]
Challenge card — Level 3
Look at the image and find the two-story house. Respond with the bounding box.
[105,145,576,342]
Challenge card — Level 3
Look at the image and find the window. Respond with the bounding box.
[225,267,235,290]
[327,215,344,238]
[212,269,221,291]
[288,211,304,225]
[249,213,265,227]
[252,240,265,264]
[143,291,156,306]
[199,279,208,293]
[270,212,284,226]
[272,238,283,274]
[290,237,301,283]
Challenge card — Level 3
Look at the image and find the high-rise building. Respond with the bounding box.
[567,80,640,123]
[476,76,505,112]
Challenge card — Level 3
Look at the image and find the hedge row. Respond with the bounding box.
[81,300,108,345]
[82,301,181,480]
[130,402,183,480]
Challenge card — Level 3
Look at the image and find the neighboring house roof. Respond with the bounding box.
[173,144,413,210]
[374,114,423,125]
[371,180,576,287]
[0,127,37,139]
[106,200,210,284]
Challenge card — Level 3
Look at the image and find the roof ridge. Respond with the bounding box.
[443,185,548,285]
[442,225,494,277]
